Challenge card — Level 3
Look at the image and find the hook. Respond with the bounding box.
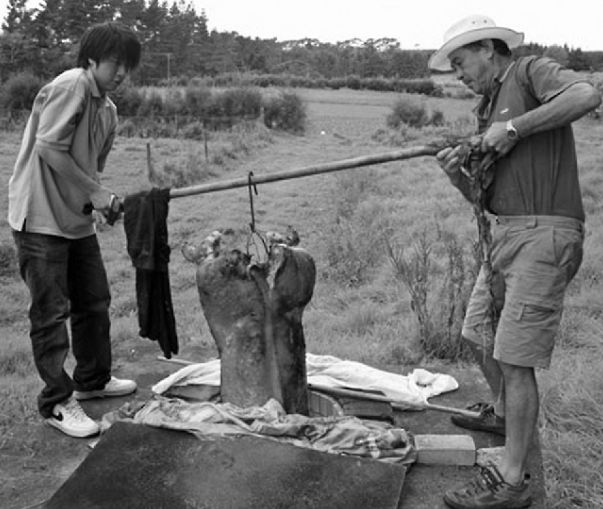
[248,171,258,233]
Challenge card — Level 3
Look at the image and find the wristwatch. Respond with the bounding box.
[506,119,519,140]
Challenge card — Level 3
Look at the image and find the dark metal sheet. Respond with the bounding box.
[45,421,406,509]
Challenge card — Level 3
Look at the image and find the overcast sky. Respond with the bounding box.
[1,0,601,51]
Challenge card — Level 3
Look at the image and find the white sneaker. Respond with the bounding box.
[46,397,100,438]
[74,376,137,401]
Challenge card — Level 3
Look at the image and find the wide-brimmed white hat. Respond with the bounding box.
[428,15,524,71]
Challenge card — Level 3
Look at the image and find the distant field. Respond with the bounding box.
[1,86,602,508]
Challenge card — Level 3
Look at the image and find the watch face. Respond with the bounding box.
[507,123,518,139]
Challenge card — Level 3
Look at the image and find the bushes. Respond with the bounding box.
[0,71,43,113]
[149,73,443,97]
[386,229,479,361]
[0,242,18,279]
[112,86,267,137]
[386,98,445,128]
[321,171,385,286]
[112,86,303,137]
[263,92,306,133]
[207,88,263,120]
[183,86,212,117]
[111,85,144,117]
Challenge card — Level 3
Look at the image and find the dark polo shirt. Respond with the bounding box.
[477,56,587,221]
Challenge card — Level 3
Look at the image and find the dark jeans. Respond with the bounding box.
[13,230,112,417]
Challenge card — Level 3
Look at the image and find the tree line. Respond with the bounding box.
[1,0,602,85]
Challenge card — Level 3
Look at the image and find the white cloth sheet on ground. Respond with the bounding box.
[101,396,416,463]
[152,353,459,410]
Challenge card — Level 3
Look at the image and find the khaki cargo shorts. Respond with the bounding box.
[462,215,584,369]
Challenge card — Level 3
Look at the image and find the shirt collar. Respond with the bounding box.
[473,60,516,131]
[85,68,103,99]
[496,60,515,85]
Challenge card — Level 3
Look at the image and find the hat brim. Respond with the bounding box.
[428,27,524,72]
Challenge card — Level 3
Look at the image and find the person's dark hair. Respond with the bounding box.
[492,39,512,56]
[77,22,141,71]
[464,39,512,57]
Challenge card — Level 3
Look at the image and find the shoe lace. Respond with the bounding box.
[464,466,505,497]
[466,402,492,413]
[63,398,89,421]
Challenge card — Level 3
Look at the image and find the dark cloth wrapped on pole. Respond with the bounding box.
[123,188,178,358]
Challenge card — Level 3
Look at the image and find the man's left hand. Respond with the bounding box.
[481,121,518,156]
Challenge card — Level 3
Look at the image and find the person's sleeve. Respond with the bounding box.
[522,56,589,104]
[36,83,86,151]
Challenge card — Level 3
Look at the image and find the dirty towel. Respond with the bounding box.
[152,354,458,409]
[101,396,415,464]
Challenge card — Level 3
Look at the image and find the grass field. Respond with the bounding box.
[1,87,602,508]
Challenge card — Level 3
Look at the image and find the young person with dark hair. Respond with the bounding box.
[8,22,142,438]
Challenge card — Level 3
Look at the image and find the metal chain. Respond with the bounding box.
[246,171,269,262]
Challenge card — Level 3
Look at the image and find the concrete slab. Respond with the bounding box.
[44,421,406,509]
[40,362,545,509]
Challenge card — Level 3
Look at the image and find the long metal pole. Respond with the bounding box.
[169,143,445,199]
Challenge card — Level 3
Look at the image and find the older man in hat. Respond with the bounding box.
[430,14,601,509]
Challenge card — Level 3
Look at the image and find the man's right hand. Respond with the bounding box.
[89,188,123,225]
[90,188,114,212]
[436,145,464,180]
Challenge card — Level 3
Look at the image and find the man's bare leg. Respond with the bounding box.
[498,361,538,484]
[463,337,505,417]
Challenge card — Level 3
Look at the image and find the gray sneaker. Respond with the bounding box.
[451,403,506,436]
[74,376,137,401]
[444,463,531,509]
[46,397,100,438]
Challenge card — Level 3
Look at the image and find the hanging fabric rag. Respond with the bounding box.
[123,187,178,358]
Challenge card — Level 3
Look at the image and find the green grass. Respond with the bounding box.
[1,87,602,507]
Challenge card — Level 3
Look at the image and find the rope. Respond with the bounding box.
[461,145,499,341]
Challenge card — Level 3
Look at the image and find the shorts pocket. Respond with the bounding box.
[553,227,584,283]
[517,301,558,321]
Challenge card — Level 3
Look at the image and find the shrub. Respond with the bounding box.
[162,88,186,117]
[181,121,206,140]
[0,242,18,279]
[209,87,262,119]
[263,92,306,133]
[116,118,137,137]
[386,228,478,361]
[0,71,43,112]
[430,108,446,126]
[323,209,386,286]
[346,75,362,90]
[112,85,144,117]
[387,98,429,128]
[386,99,447,129]
[184,86,212,117]
[363,77,394,92]
[137,91,164,117]
[322,172,385,286]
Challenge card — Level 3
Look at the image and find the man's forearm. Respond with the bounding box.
[513,82,601,138]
